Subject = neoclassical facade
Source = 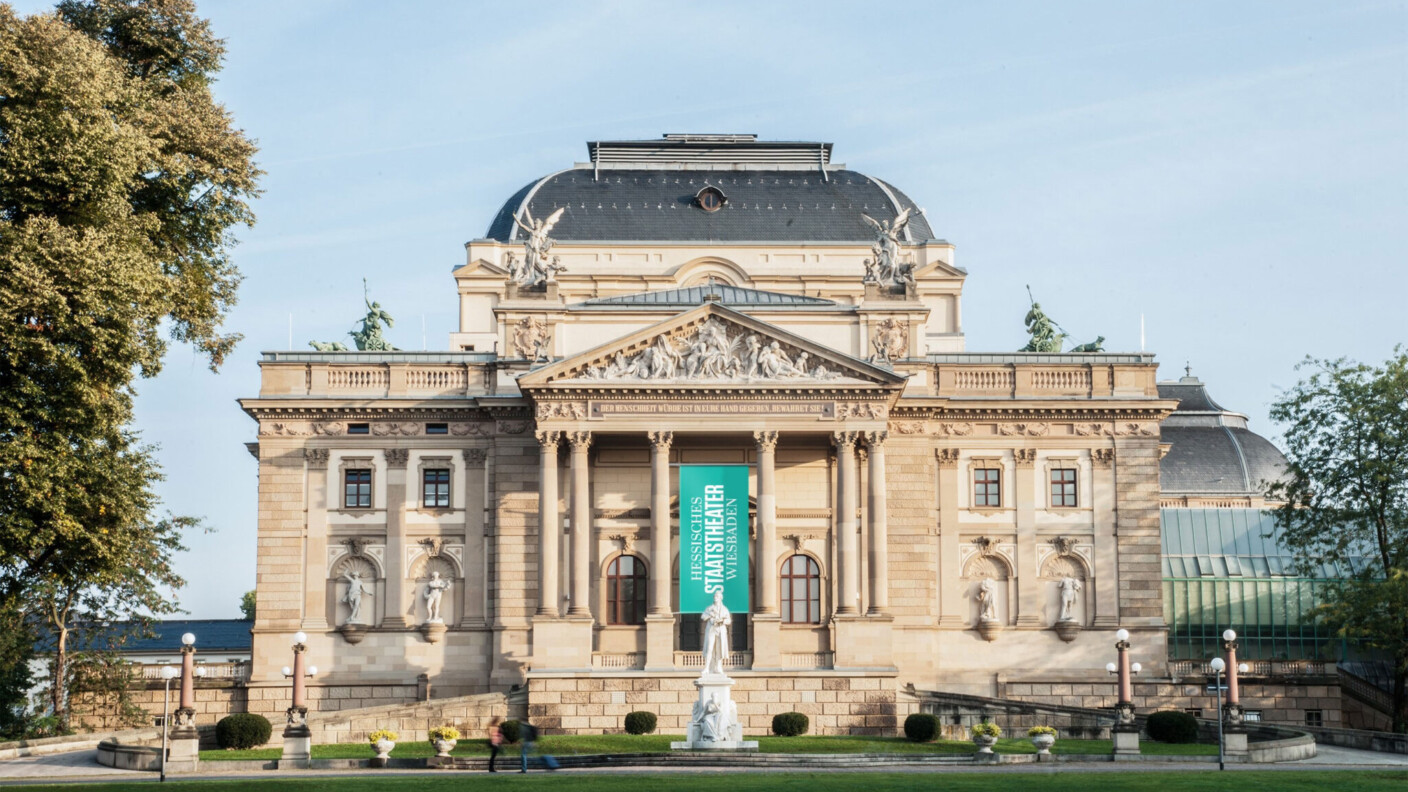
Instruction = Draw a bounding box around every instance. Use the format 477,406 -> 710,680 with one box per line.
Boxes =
242,135 -> 1178,733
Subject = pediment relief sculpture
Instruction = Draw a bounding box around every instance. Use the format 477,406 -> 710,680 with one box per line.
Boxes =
566,316 -> 854,384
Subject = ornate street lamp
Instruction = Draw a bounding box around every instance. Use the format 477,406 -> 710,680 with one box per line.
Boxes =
1108,628 -> 1141,755
1214,629 -> 1252,765
281,631 -> 319,764
159,665 -> 177,782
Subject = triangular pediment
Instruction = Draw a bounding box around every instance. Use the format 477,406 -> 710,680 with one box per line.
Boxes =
452,257 -> 509,277
519,303 -> 905,389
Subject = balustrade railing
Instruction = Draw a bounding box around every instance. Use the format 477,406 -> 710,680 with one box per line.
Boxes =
591,652 -> 646,670
137,661 -> 250,682
1169,659 -> 1328,677
674,651 -> 751,669
781,652 -> 834,669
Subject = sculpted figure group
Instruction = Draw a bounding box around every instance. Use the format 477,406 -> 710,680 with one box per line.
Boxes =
582,318 -> 840,382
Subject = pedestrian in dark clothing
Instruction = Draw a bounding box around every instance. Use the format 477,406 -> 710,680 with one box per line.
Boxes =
487,717 -> 503,773
518,722 -> 560,773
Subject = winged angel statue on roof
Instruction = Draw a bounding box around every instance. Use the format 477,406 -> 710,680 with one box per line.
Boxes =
509,207 -> 568,287
861,207 -> 919,289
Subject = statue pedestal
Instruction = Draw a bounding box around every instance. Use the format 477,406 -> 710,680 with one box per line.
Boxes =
167,723 -> 200,773
1111,727 -> 1140,757
670,673 -> 757,752
1223,730 -> 1248,757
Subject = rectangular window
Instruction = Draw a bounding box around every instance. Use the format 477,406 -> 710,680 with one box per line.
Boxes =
422,468 -> 450,508
1049,468 -> 1078,507
347,423 -> 370,435
344,469 -> 371,508
1305,710 -> 1323,727
1184,708 -> 1203,718
974,468 -> 1001,508
1244,710 -> 1263,723
426,423 -> 448,435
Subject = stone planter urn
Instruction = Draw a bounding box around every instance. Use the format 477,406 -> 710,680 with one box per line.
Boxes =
1053,620 -> 1081,643
338,623 -> 368,645
373,738 -> 395,761
432,738 -> 457,758
1030,734 -> 1056,754
972,734 -> 998,754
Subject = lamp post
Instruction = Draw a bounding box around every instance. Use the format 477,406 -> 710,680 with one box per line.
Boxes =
1209,656 -> 1226,770
159,665 -> 177,782
1217,629 -> 1251,762
1107,628 -> 1141,756
281,631 -> 319,766
164,632 -> 207,776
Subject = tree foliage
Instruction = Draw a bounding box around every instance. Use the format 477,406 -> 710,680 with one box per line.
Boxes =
239,589 -> 256,621
1269,349 -> 1408,732
0,0 -> 258,731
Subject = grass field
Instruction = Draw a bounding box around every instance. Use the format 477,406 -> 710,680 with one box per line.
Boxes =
199,734 -> 1218,761
16,771 -> 1408,792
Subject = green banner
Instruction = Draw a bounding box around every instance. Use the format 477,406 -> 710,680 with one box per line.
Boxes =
679,465 -> 750,614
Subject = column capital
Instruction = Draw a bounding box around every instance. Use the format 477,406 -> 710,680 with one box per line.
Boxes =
935,448 -> 960,468
535,429 -> 562,449
462,448 -> 488,467
304,448 -> 330,470
1092,448 -> 1115,467
832,430 -> 861,450
1014,448 -> 1037,468
864,430 -> 888,448
753,430 -> 779,453
568,431 -> 593,453
647,430 -> 673,450
383,448 -> 410,469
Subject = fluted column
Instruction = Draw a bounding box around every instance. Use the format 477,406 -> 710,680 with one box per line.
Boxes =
754,431 -> 779,614
648,431 -> 674,615
536,430 -> 562,617
834,431 -> 861,616
568,432 -> 592,618
866,431 -> 889,615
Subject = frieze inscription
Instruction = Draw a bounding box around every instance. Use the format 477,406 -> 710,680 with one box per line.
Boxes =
590,401 -> 836,418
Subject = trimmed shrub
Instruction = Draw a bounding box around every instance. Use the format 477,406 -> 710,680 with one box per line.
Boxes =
624,711 -> 657,735
771,712 -> 809,737
499,719 -> 522,744
215,713 -> 272,750
903,713 -> 939,742
1146,710 -> 1199,743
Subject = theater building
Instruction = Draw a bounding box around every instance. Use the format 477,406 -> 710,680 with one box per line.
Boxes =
242,134 -> 1190,734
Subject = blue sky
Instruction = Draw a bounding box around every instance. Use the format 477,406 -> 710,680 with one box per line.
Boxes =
16,1 -> 1407,618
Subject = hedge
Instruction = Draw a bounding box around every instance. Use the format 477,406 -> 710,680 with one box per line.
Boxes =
215,713 -> 272,750
1146,710 -> 1199,743
771,712 -> 809,737
499,719 -> 522,744
903,713 -> 940,742
624,711 -> 657,735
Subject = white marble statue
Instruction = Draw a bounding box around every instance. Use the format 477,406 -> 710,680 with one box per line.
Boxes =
1058,576 -> 1083,622
510,207 -> 567,287
341,570 -> 375,625
701,590 -> 732,676
424,571 -> 451,623
861,207 -> 916,287
977,577 -> 998,623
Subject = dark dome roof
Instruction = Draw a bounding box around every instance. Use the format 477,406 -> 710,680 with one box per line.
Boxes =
1158,376 -> 1288,496
484,136 -> 934,244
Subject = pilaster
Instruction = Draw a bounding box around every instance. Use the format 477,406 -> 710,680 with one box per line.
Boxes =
1013,448 -> 1041,628
302,448 -> 330,630
383,447 -> 411,628
935,448 -> 962,627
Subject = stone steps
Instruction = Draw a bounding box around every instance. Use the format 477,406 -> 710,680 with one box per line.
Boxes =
428,751 -> 976,770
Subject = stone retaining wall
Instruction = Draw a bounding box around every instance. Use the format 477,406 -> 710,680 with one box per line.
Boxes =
528,673 -> 899,735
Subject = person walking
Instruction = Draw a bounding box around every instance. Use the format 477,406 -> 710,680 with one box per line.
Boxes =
487,717 -> 503,773
519,721 -> 537,773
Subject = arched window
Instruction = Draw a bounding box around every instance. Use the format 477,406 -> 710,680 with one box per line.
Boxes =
781,555 -> 821,624
606,555 -> 647,625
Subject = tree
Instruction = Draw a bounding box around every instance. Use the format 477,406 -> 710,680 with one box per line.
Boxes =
0,0 -> 258,604
239,589 -> 255,621
1269,349 -> 1408,733
0,0 -> 258,729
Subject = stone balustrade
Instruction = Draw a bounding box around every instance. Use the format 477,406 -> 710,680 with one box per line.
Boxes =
928,353 -> 1160,399
257,351 -> 493,398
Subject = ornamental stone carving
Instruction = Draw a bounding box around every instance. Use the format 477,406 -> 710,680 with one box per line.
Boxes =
304,448 -> 330,469
647,430 -> 673,449
609,533 -> 636,555
535,430 -> 562,448
1014,448 -> 1037,467
939,422 -> 973,437
513,316 -> 551,362
262,421 -> 309,436
836,402 -> 887,420
449,422 -> 486,437
576,317 -> 842,383
998,422 -> 1049,437
1092,448 -> 1115,467
383,448 -> 410,468
312,422 -> 345,436
462,448 -> 488,466
870,318 -> 908,364
935,448 -> 960,467
372,422 -> 421,437
567,431 -> 593,452
497,420 -> 528,435
892,421 -> 925,435
753,431 -> 779,452
536,402 -> 586,421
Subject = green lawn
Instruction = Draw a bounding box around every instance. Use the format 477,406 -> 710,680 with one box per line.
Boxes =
15,772 -> 1408,792
200,734 -> 1218,761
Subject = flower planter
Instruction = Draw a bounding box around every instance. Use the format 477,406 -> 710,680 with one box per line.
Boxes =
1030,733 -> 1055,754
432,738 -> 457,758
972,734 -> 998,754
373,738 -> 395,761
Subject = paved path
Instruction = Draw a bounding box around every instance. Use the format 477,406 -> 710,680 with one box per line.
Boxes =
1,744 -> 1406,785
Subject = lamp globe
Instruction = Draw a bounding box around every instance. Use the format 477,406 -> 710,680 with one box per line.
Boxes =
1209,657 -> 1226,673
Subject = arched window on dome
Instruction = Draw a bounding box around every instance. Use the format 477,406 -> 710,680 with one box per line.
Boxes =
781,555 -> 822,624
606,555 -> 647,625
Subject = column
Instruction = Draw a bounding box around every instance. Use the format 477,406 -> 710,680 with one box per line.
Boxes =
568,432 -> 593,618
302,449 -> 330,629
866,431 -> 889,615
645,431 -> 674,670
535,431 -> 561,617
1013,448 -> 1041,628
754,431 -> 779,614
461,448 -> 488,627
833,432 -> 860,615
383,448 -> 411,627
936,449 -> 962,627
